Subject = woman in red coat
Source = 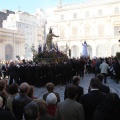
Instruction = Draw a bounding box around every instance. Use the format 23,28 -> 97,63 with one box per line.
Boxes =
46,93 -> 57,117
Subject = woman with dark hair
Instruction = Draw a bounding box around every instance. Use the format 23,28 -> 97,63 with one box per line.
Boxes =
0,80 -> 8,104
33,99 -> 55,120
7,83 -> 18,116
0,94 -> 16,120
94,93 -> 120,120
27,85 -> 37,100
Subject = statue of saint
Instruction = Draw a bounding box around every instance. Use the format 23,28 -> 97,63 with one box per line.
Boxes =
82,41 -> 88,57
46,27 -> 59,51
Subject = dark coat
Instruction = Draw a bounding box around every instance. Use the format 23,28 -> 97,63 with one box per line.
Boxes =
8,65 -> 17,76
0,107 -> 17,120
13,93 -> 32,120
88,83 -> 110,94
80,90 -> 107,120
94,98 -> 120,120
99,83 -> 110,94
64,84 -> 84,102
39,113 -> 55,120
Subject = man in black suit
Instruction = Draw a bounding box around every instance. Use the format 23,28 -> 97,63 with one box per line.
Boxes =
64,76 -> 84,102
88,74 -> 110,94
97,74 -> 110,94
8,62 -> 19,85
80,77 -> 107,120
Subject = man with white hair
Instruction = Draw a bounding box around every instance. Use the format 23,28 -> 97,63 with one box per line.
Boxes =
99,59 -> 109,83
46,93 -> 57,117
12,82 -> 32,120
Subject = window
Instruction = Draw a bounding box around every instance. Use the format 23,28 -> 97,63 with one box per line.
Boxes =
86,11 -> 89,17
73,13 -> 77,19
98,26 -> 104,37
114,7 -> 119,14
114,26 -> 120,36
18,23 -> 21,27
98,9 -> 102,16
85,26 -> 90,37
60,15 -> 64,20
60,28 -> 64,38
72,27 -> 77,38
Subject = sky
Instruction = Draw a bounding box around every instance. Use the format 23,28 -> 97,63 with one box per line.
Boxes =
0,0 -> 89,13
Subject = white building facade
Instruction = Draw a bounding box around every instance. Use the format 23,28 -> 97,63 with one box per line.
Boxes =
46,0 -> 120,58
3,9 -> 46,59
0,28 -> 25,60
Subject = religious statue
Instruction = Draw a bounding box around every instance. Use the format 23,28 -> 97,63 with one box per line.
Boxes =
82,41 -> 88,57
46,27 -> 59,51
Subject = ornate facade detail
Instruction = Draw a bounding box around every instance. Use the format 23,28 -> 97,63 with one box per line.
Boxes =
46,0 -> 120,58
0,28 -> 25,60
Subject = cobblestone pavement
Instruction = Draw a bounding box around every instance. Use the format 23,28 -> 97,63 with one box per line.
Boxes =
34,74 -> 120,101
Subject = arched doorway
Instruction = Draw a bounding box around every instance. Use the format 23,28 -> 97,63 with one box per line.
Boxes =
71,45 -> 79,58
111,44 -> 120,56
96,44 -> 106,57
5,45 -> 13,60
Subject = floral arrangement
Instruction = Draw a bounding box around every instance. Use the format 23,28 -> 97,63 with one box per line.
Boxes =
33,50 -> 68,63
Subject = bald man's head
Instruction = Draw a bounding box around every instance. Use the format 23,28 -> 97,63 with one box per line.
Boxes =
20,82 -> 29,94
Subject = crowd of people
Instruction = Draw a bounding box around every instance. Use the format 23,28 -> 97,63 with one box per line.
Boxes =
0,57 -> 120,120
0,56 -> 120,86
0,75 -> 120,120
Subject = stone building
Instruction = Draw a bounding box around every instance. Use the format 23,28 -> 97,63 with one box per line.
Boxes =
46,0 -> 120,58
0,9 -> 14,28
0,28 -> 25,60
3,9 -> 46,59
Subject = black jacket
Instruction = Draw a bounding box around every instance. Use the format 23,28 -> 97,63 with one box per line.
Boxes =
80,90 -> 107,120
64,84 -> 84,102
39,113 -> 55,120
88,83 -> 110,94
13,93 -> 32,120
0,107 -> 17,120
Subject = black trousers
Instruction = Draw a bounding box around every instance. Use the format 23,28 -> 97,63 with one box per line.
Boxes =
102,73 -> 107,83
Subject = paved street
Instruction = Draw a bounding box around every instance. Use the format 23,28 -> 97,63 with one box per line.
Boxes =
34,74 -> 120,101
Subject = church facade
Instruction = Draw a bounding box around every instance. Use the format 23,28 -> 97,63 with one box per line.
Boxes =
0,28 -> 25,60
3,9 -> 46,60
46,0 -> 120,58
